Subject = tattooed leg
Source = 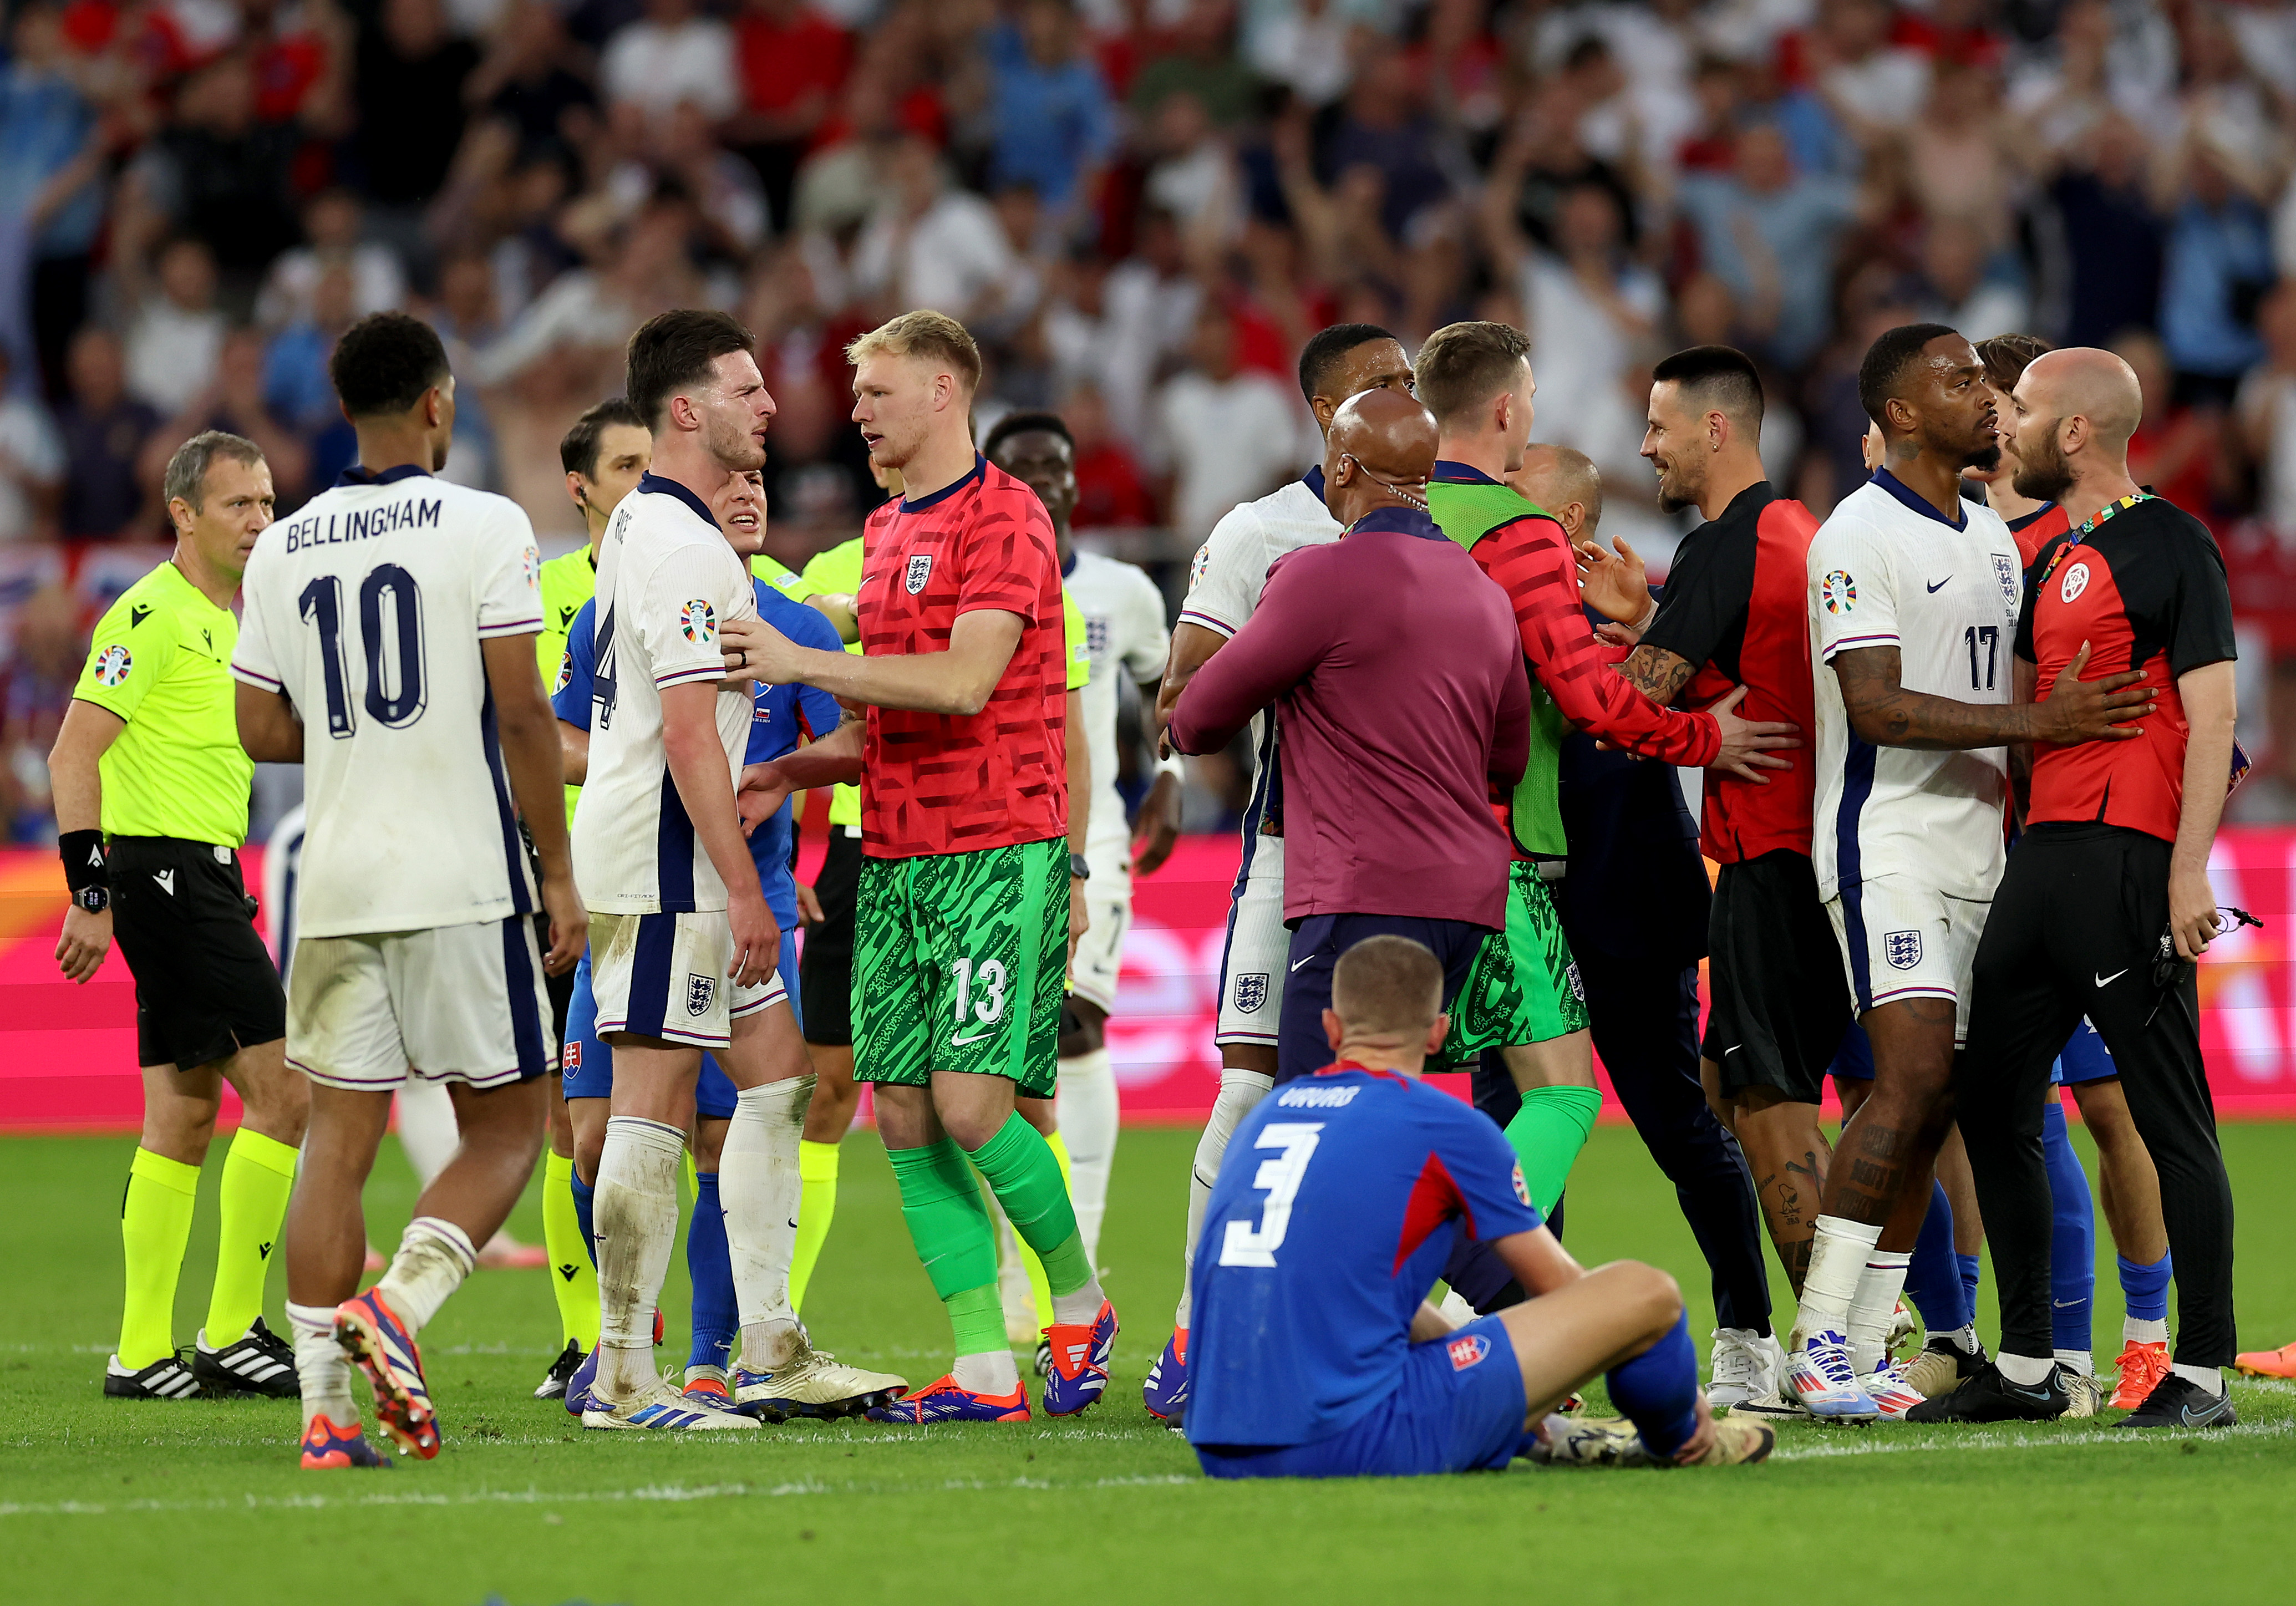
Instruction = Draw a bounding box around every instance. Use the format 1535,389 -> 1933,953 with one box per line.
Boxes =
1735,1085 -> 1832,1294
1824,998 -> 1959,1251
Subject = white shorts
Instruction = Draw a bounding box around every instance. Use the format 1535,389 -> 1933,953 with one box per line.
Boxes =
1825,875 -> 1990,1046
287,916 -> 555,1091
589,909 -> 784,1051
1070,888 -> 1133,1015
1215,831 -> 1288,1047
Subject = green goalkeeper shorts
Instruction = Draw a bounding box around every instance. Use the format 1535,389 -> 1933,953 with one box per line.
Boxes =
852,835 -> 1066,1100
1439,861 -> 1588,1066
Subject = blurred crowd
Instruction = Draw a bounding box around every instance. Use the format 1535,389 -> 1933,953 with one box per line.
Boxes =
10,0 -> 2296,836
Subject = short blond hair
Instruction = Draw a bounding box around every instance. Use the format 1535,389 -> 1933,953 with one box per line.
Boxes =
846,310 -> 983,394
1331,936 -> 1444,1039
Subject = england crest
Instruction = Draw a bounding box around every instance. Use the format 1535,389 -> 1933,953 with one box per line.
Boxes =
905,553 -> 933,594
1233,973 -> 1269,1014
1994,551 -> 2019,612
687,973 -> 717,1017
1884,929 -> 1922,970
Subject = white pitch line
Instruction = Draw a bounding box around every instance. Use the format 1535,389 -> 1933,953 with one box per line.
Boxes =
1769,1418 -> 2292,1460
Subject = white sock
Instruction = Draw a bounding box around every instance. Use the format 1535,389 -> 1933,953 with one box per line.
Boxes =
1174,1069 -> 1271,1329
374,1217 -> 476,1334
1938,1323 -> 1982,1356
1998,1351 -> 2055,1386
721,1076 -> 810,1343
2171,1361 -> 2226,1397
2053,1348 -> 2093,1378
287,1300 -> 360,1433
1055,1048 -> 1119,1266
953,1347 -> 1021,1395
2125,1316 -> 2169,1345
1790,1215 -> 1882,1347
392,1080 -> 460,1188
592,1115 -> 685,1396
1847,1248 -> 1912,1374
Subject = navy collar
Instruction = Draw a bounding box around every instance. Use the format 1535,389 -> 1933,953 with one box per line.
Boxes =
903,453 -> 987,514
1431,459 -> 1501,485
333,463 -> 433,488
1870,467 -> 1966,531
637,471 -> 719,528
1348,505 -> 1445,541
2005,500 -> 2060,533
1302,464 -> 1326,504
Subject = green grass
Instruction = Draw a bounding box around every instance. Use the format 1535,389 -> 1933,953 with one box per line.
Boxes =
4,1122 -> 2294,1606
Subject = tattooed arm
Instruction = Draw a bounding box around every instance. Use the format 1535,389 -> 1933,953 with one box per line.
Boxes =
1617,642 -> 1698,707
1831,643 -> 2152,750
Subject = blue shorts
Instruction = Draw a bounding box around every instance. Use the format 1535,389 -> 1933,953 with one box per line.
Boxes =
1195,1315 -> 1526,1480
561,929 -> 801,1120
1277,913 -> 1490,1086
1829,1021 -> 1873,1081
1831,1020 -> 2116,1086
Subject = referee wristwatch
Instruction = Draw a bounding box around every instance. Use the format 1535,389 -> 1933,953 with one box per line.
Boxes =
1069,852 -> 1091,881
74,885 -> 109,914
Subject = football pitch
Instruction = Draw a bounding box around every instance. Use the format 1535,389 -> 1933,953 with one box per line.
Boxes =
4,1123 -> 2293,1606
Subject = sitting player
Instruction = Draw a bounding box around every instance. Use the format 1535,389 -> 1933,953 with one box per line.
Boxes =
1185,936 -> 1774,1478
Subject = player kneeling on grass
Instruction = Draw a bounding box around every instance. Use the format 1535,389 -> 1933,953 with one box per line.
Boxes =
1186,936 -> 1774,1478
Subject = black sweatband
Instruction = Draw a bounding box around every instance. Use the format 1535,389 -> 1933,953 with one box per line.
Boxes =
62,830 -> 108,893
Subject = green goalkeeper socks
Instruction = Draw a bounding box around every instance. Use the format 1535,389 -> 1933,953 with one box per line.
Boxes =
119,1148 -> 199,1369
1505,1085 -> 1603,1217
967,1114 -> 1096,1314
886,1138 -> 1002,1355
204,1128 -> 297,1348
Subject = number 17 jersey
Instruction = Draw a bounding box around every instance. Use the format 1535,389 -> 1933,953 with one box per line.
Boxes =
232,466 -> 546,938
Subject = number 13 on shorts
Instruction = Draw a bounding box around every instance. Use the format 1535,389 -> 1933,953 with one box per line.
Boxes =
949,955 -> 1008,1041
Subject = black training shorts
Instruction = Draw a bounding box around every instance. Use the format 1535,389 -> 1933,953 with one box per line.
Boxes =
108,836 -> 287,1071
799,826 -> 863,1047
1702,848 -> 1851,1104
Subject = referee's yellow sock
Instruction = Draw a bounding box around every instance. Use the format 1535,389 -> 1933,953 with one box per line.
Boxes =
542,1151 -> 599,1350
788,1139 -> 841,1315
204,1129 -> 297,1348
119,1148 -> 199,1369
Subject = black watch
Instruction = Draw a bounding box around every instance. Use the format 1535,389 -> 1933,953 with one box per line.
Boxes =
74,885 -> 109,914
1069,852 -> 1091,881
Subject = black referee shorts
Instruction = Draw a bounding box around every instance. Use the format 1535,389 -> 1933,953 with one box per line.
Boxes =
799,826 -> 863,1047
108,836 -> 286,1071
1703,848 -> 1852,1104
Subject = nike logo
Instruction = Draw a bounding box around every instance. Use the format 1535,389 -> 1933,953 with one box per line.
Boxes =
2000,1378 -> 2055,1401
1290,956 -> 1314,972
1722,1044 -> 1744,1056
951,1030 -> 995,1047
129,605 -> 150,627
2182,1401 -> 2230,1426
2095,969 -> 2128,988
2053,1299 -> 2080,1308
1926,577 -> 1953,593
154,870 -> 175,896
788,1218 -> 801,1230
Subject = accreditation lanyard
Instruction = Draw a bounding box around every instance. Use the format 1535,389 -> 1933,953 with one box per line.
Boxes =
2037,492 -> 2151,588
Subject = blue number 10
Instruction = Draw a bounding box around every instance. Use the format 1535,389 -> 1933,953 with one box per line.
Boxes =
298,564 -> 427,739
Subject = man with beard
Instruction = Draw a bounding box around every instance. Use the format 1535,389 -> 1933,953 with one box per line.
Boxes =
1918,349 -> 2242,1429
1785,326 -> 2150,1421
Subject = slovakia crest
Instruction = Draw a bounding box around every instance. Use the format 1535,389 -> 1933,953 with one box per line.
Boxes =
1233,973 -> 1269,1014
2061,562 -> 2091,605
1447,1333 -> 1491,1371
687,973 -> 717,1017
1884,929 -> 1922,971
92,644 -> 132,687
1994,551 -> 2019,612
563,1041 -> 581,1073
905,553 -> 933,594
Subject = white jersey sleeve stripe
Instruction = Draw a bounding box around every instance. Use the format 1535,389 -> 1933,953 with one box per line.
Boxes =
1825,631 -> 1901,655
1177,607 -> 1240,637
478,616 -> 545,638
231,664 -> 284,690
655,664 -> 727,689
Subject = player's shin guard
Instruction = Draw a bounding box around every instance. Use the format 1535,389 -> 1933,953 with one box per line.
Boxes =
687,1172 -> 737,1372
287,1300 -> 361,1434
542,1151 -> 599,1348
592,1116 -> 686,1396
374,1217 -> 477,1334
720,1078 -> 809,1359
887,1138 -> 1010,1386
119,1148 -> 200,1369
787,1139 -> 841,1314
1904,1180 -> 1972,1334
1175,1069 -> 1272,1328
1503,1084 -> 1602,1217
2043,1101 -> 2095,1363
968,1114 -> 1101,1323
1607,1313 -> 1700,1460
1055,1049 -> 1119,1264
205,1128 -> 297,1349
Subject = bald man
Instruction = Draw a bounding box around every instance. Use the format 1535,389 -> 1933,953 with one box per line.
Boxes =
1169,388 -> 1532,1089
1924,348 -> 2243,1429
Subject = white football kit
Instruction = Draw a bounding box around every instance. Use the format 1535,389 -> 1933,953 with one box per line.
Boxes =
1066,548 -> 1171,1012
1177,471 -> 1338,1046
572,474 -> 779,1049
1809,473 -> 2023,1039
232,466 -> 554,1089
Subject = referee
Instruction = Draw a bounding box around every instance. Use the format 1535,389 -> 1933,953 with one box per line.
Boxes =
50,431 -> 304,1403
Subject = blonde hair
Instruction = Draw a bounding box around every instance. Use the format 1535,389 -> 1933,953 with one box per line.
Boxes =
846,310 -> 983,394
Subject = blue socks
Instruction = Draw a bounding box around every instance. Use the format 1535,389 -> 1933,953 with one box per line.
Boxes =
1904,1179 -> 1971,1333
2119,1249 -> 2172,1323
2041,1101 -> 2095,1353
571,1169 -> 598,1270
1608,1313 -> 1700,1460
687,1171 -> 738,1373
1957,1252 -> 1981,1315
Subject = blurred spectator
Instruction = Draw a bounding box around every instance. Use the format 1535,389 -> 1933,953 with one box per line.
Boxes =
0,345 -> 64,542
54,328 -> 160,540
353,0 -> 482,216
2041,113 -> 2166,350
2115,327 -> 2221,519
602,0 -> 739,124
467,0 -> 601,161
254,189 -> 409,330
124,51 -> 305,279
1064,381 -> 1155,527
851,135 -> 1027,325
1243,0 -> 1358,110
1911,215 -> 2028,343
2238,282 -> 2296,534
989,0 -> 1119,222
264,262 -> 360,436
1678,123 -> 1866,371
426,248 -> 506,491
2,2 -> 105,398
1804,0 -> 1932,145
1156,300 -> 1304,542
1130,0 -> 1256,128
728,0 -> 854,232
140,327 -> 312,512
1,583 -> 79,841
2159,135 -> 2275,405
123,237 -> 228,416
1323,53 -> 1449,245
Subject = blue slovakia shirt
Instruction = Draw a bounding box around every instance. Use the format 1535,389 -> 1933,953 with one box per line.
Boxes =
1185,1065 -> 1541,1450
553,583 -> 844,924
